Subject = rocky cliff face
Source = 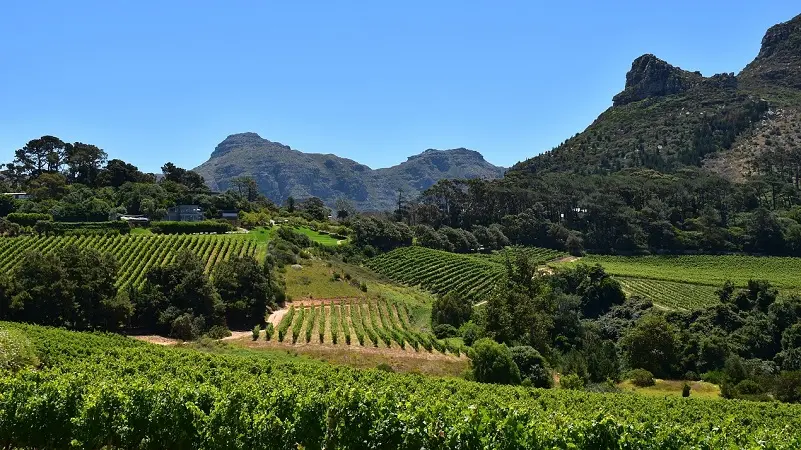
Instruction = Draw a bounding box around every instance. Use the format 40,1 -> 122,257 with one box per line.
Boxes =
612,54 -> 703,106
740,13 -> 801,90
193,133 -> 505,211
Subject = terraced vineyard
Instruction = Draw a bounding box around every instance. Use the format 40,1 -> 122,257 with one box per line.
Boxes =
273,298 -> 461,355
474,245 -> 566,265
618,278 -> 720,310
0,234 -> 258,289
367,246 -> 506,304
577,254 -> 801,289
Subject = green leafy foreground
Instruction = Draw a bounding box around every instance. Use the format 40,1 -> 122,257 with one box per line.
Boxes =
3,323 -> 801,449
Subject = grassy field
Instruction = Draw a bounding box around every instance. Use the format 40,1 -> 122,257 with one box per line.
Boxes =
285,259 -> 367,299
617,379 -> 722,400
296,227 -> 343,246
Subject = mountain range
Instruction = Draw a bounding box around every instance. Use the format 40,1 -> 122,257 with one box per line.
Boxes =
196,13 -> 801,210
193,133 -> 504,211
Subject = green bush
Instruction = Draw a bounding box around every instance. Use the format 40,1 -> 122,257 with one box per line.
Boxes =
459,321 -> 482,346
682,383 -> 691,397
560,373 -> 585,390
252,325 -> 261,341
265,323 -> 274,341
433,324 -> 458,339
7,212 -> 52,227
470,338 -> 521,385
511,346 -> 553,388
0,328 -> 39,372
626,369 -> 656,387
151,220 -> 233,234
206,325 -> 231,339
34,220 -> 131,236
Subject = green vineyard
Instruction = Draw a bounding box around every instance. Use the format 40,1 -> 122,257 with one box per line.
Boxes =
618,277 -> 720,310
367,246 -> 507,304
0,234 -> 258,289
273,298 -> 460,354
4,322 -> 801,448
474,245 -> 566,265
576,254 -> 801,290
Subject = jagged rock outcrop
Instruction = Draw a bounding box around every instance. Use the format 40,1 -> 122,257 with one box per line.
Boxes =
740,14 -> 801,89
612,54 -> 703,106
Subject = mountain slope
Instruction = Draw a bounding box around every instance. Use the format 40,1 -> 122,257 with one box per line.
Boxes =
510,13 -> 801,181
194,133 -> 504,211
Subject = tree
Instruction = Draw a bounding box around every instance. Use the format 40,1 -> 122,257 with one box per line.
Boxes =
13,135 -> 67,180
510,346 -> 552,388
65,142 -> 108,185
0,195 -> 16,217
431,291 -> 472,328
285,196 -> 296,213
136,250 -> 224,337
620,314 -> 677,378
97,159 -> 151,187
231,176 -> 259,202
334,197 -> 355,220
28,172 -> 68,201
299,197 -> 329,221
471,338 -> 521,385
213,256 -> 277,329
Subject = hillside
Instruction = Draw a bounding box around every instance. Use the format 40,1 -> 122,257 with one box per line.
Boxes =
193,132 -> 504,211
510,13 -> 801,182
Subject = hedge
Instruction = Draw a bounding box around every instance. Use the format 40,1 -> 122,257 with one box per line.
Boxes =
150,220 -> 233,234
6,213 -> 53,227
34,221 -> 131,236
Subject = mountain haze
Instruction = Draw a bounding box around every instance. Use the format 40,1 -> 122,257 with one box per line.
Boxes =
194,133 -> 504,211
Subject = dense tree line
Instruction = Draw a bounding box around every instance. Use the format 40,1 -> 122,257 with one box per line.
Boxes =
0,246 -> 285,339
391,169 -> 801,256
0,135 -> 277,224
433,252 -> 801,402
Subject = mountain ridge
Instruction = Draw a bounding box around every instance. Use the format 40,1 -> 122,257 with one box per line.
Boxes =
194,133 -> 504,211
509,13 -> 801,179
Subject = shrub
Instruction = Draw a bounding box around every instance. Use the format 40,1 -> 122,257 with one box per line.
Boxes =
459,321 -> 482,346
6,212 -> 52,227
265,323 -> 274,341
151,220 -> 233,234
511,346 -> 553,388
171,314 -> 203,341
734,379 -> 762,396
207,325 -> 232,339
0,328 -> 39,372
252,325 -> 261,341
359,282 -> 367,292
775,371 -> 801,403
682,383 -> 691,397
470,338 -> 521,385
560,373 -> 585,390
376,363 -> 394,373
433,324 -> 458,339
626,369 -> 656,387
431,292 -> 471,328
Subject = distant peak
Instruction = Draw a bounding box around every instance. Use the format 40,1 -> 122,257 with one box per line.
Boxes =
408,147 -> 485,162
612,54 -> 703,106
211,132 -> 290,158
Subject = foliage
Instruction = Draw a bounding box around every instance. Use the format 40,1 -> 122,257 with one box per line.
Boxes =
206,325 -> 231,339
213,256 -> 279,329
150,220 -> 233,234
6,212 -> 52,227
510,346 -> 552,388
626,369 -> 656,387
431,292 -> 472,328
0,327 -> 39,372
470,338 -> 521,385
620,314 -> 677,378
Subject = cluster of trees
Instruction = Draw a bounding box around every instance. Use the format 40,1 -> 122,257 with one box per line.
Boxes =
431,252 -> 801,402
390,169 -> 801,256
0,135 -> 276,224
0,246 -> 285,340
413,223 -> 509,253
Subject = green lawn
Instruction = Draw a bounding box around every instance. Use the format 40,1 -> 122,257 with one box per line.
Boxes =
296,227 -> 343,246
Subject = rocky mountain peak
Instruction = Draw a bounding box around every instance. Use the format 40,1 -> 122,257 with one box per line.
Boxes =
740,14 -> 801,89
210,132 -> 290,158
612,54 -> 703,106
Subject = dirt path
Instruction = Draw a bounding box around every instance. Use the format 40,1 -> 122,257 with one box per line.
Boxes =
549,255 -> 580,264
222,331 -> 253,341
267,307 -> 288,327
131,335 -> 179,346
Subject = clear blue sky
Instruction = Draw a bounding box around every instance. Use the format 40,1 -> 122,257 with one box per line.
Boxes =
2,1 -> 799,173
